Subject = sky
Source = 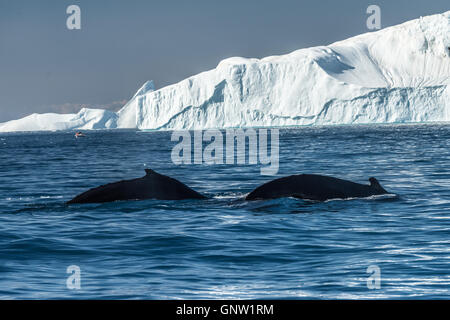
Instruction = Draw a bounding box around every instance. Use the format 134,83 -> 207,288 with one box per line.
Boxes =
0,0 -> 448,122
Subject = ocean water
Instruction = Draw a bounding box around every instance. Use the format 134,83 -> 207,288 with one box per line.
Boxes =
0,124 -> 449,299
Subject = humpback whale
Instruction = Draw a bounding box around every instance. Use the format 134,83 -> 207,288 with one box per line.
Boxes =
245,174 -> 389,201
67,169 -> 206,204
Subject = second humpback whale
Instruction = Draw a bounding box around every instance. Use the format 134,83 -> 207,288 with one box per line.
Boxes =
245,174 -> 389,201
67,169 -> 206,204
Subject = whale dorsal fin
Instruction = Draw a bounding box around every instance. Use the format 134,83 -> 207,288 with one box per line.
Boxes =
369,177 -> 387,193
145,168 -> 156,176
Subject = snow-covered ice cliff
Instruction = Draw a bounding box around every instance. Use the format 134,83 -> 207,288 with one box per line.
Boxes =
1,11 -> 449,132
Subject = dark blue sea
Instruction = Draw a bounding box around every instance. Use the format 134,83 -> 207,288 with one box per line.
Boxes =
1,124 -> 449,299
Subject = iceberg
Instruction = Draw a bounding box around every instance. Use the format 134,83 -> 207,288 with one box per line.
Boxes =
1,11 -> 449,132
0,108 -> 118,132
0,81 -> 155,133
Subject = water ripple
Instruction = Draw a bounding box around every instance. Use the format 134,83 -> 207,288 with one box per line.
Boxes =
0,125 -> 450,299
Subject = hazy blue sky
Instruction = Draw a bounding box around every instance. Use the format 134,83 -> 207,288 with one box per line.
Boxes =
0,0 -> 448,122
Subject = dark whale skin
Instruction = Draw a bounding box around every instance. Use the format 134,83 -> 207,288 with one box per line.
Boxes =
245,174 -> 388,201
67,169 -> 206,204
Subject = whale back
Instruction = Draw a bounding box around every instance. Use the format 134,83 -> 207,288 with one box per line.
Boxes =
141,169 -> 207,200
67,169 -> 206,204
245,174 -> 389,201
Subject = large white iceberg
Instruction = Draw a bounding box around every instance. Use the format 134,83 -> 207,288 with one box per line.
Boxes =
0,108 -> 118,132
1,11 -> 449,132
